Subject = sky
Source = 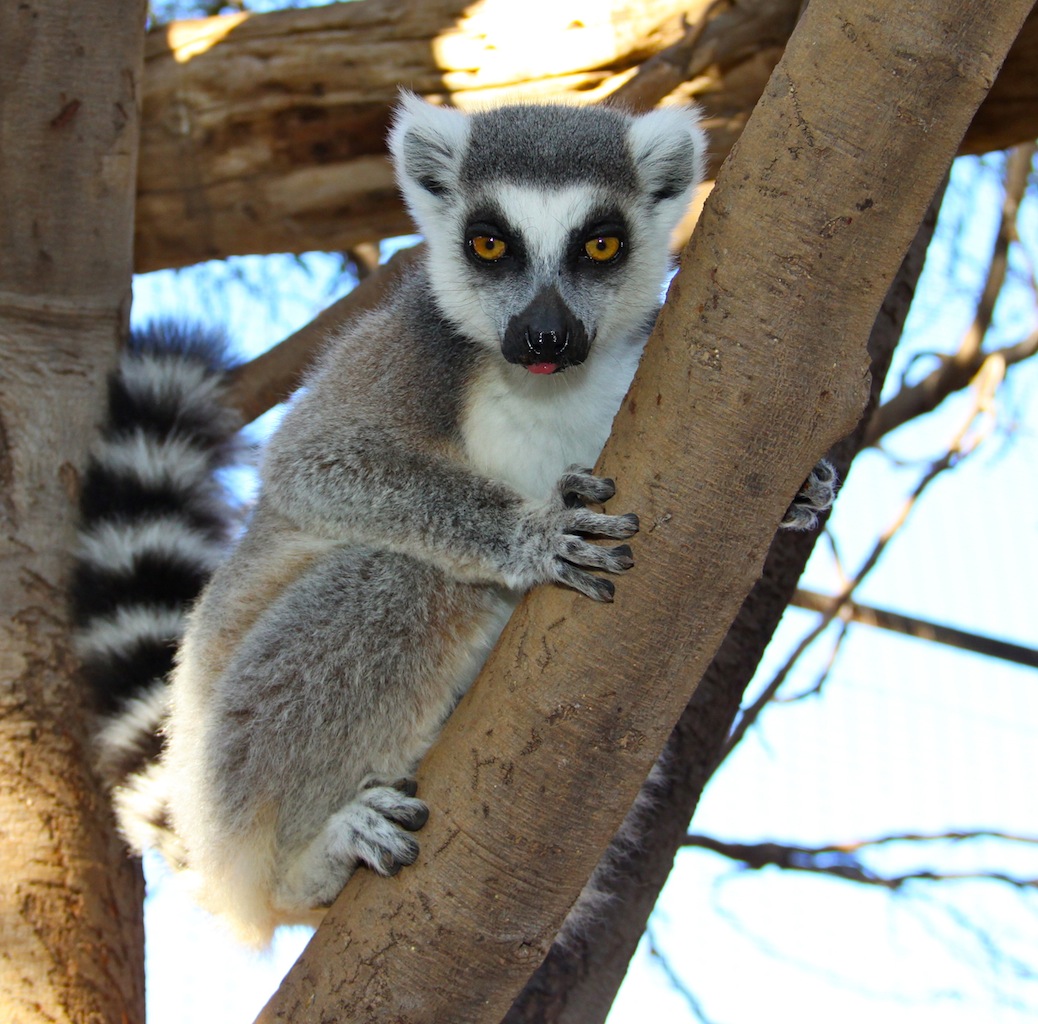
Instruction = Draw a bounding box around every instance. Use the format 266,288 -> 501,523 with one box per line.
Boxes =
131,153 -> 1038,1023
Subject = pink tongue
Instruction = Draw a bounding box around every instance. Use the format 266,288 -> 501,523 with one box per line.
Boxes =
527,362 -> 558,375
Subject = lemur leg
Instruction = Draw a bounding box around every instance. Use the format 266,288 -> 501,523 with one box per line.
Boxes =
186,548 -> 505,922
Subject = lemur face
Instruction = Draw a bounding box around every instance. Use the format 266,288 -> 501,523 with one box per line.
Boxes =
389,94 -> 706,374
451,183 -> 632,373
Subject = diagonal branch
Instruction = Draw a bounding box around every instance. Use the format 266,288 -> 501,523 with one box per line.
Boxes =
791,588 -> 1038,669
135,3 -> 1038,271
501,181 -> 947,1024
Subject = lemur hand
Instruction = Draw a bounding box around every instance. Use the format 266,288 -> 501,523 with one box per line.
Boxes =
507,467 -> 639,601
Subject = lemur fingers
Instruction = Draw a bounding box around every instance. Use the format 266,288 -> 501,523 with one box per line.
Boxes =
781,458 -> 839,531
565,507 -> 640,539
554,561 -> 619,602
558,467 -> 616,507
515,469 -> 641,602
553,541 -> 635,603
361,780 -> 430,834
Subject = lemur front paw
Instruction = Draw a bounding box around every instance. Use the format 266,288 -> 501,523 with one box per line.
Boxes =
514,467 -> 639,602
780,459 -> 838,531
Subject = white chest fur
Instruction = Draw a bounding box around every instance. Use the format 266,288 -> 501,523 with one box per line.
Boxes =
460,338 -> 644,501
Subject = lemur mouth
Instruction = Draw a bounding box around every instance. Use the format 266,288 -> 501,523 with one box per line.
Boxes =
522,328 -> 568,375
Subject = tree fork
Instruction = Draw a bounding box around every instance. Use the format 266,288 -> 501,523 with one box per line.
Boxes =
257,1 -> 1032,1022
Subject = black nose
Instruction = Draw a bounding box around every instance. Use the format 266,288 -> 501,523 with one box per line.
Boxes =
525,328 -> 569,362
502,286 -> 590,370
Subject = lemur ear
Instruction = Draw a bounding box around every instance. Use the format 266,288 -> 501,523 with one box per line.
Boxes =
389,92 -> 470,207
627,105 -> 707,207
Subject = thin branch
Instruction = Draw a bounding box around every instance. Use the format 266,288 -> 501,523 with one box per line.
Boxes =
791,588 -> 1038,669
836,829 -> 1038,848
684,832 -> 1038,890
773,617 -> 850,702
719,352 -> 1007,764
865,142 -> 1037,445
645,925 -> 719,1024
999,327 -> 1038,366
719,457 -> 944,759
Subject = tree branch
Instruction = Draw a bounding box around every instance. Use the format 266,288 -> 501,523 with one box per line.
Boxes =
684,832 -> 1038,890
864,142 -> 1036,446
256,2 -> 1034,1021
791,588 -> 1038,669
134,1 -> 1038,272
501,156 -> 947,1024
0,2 -> 148,1022
722,349 -> 1009,758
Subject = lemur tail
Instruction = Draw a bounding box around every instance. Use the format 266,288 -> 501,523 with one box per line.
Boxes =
72,324 -> 241,805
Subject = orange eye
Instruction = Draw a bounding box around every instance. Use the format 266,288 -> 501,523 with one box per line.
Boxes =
470,235 -> 508,261
585,235 -> 622,262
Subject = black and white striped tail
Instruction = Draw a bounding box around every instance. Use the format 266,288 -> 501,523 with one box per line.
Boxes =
72,323 -> 240,845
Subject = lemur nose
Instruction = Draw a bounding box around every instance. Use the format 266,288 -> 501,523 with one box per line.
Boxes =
525,329 -> 570,360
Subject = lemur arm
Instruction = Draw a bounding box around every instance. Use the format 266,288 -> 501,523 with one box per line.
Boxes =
262,423 -> 637,602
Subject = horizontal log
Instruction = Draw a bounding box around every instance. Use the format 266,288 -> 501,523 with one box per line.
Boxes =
135,0 -> 1038,272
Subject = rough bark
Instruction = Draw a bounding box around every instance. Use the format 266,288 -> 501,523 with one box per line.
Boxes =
136,0 -> 703,270
502,184 -> 945,1024
135,0 -> 1038,272
0,2 -> 147,1023
256,2 -> 1030,1022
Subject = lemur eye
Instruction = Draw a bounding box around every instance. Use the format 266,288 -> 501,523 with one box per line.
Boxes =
584,235 -> 623,263
470,235 -> 508,261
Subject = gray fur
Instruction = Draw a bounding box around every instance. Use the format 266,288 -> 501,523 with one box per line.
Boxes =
461,105 -> 641,193
152,97 -> 709,943
85,95 -> 838,946
85,96 -> 837,946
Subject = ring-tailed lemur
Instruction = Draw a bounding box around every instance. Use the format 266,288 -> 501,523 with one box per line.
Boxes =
74,95 -> 835,944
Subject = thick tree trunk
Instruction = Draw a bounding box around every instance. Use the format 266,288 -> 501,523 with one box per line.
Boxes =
256,2 -> 1031,1022
502,185 -> 945,1024
135,0 -> 1038,272
0,3 -> 147,1023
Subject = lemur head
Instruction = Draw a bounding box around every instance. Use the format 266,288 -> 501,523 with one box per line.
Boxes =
389,94 -> 706,374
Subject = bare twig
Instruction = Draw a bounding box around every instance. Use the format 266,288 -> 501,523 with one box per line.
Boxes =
718,457 -> 944,759
790,588 -> 1038,669
718,352 -> 1007,764
773,618 -> 850,702
684,831 -> 1038,890
645,925 -> 719,1024
865,142 -> 1036,445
